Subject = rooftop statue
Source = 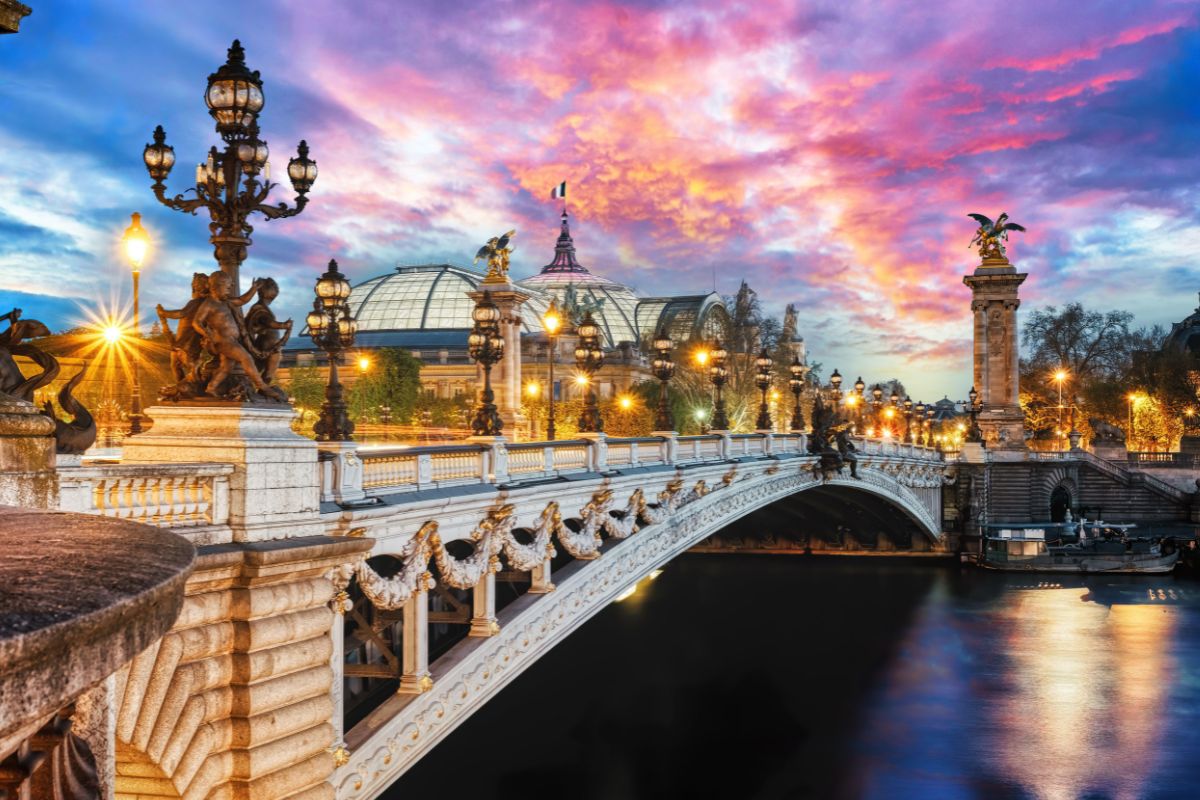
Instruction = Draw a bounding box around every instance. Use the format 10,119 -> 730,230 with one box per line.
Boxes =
474,230 -> 516,283
968,212 -> 1026,260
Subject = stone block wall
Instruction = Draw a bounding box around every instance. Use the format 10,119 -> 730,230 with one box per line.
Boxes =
110,535 -> 371,800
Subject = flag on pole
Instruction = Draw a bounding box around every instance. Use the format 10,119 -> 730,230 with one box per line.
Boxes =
550,181 -> 567,199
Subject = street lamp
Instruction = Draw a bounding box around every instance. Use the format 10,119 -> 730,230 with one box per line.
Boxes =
542,300 -> 562,440
755,349 -> 773,431
379,404 -> 392,442
121,212 -> 150,434
871,384 -> 884,434
143,40 -> 316,288
574,310 -> 604,433
307,259 -> 356,441
967,386 -> 981,442
788,356 -> 805,432
830,369 -> 843,404
903,396 -> 913,443
468,292 -> 505,437
651,329 -> 675,432
914,401 -> 926,445
708,339 -> 729,430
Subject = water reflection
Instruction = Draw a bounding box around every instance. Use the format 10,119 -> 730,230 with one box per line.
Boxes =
391,560 -> 1200,800
853,577 -> 1188,800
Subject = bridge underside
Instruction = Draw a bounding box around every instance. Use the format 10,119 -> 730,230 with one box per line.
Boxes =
697,484 -> 937,553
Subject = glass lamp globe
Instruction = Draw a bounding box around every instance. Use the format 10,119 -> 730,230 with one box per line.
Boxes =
143,126 -> 176,182
287,141 -> 318,194
206,40 -> 264,138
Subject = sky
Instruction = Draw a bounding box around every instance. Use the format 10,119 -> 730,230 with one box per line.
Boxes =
2,0 -> 1199,401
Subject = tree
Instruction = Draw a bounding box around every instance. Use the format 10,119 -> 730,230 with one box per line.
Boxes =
284,364 -> 325,411
346,348 -> 422,423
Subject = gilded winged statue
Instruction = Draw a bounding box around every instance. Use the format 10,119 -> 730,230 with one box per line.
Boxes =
474,230 -> 516,282
968,212 -> 1026,260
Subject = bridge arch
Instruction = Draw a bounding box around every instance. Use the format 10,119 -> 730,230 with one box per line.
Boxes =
337,458 -> 945,798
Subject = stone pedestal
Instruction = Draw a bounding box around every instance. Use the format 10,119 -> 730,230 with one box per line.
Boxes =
468,280 -> 530,440
964,255 -> 1028,449
1093,442 -> 1128,462
122,404 -> 322,542
1180,436 -> 1200,455
318,440 -> 365,505
0,395 -> 56,509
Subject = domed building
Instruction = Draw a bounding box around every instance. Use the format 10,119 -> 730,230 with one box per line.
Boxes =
286,211 -> 731,428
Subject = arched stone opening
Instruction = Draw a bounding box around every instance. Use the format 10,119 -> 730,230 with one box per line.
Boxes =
699,483 -> 935,553
1050,485 -> 1072,523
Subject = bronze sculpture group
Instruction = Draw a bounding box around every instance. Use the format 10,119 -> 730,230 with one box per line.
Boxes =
968,212 -> 1026,260
807,393 -> 859,480
157,270 -> 291,403
0,308 -> 96,454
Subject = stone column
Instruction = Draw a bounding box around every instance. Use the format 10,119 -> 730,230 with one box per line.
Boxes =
963,254 -> 1028,449
398,591 -> 432,694
468,572 -> 499,637
468,281 -> 530,440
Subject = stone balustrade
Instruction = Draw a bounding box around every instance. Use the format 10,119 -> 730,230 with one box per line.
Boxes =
351,433 -> 942,500
57,462 -> 234,546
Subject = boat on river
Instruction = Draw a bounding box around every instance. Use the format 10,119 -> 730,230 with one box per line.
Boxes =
977,520 -> 1180,574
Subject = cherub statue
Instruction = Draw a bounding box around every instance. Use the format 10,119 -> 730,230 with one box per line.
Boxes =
244,277 -> 293,384
968,212 -> 1026,260
191,271 -> 284,401
157,272 -> 211,389
474,230 -> 516,282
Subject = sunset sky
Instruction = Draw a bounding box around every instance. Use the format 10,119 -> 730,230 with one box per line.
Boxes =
2,0 -> 1198,399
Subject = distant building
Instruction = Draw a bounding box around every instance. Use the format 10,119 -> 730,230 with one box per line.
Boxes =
1161,293 -> 1200,355
284,212 -> 731,403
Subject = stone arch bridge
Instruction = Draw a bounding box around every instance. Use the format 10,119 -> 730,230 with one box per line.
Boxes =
46,415 -> 944,800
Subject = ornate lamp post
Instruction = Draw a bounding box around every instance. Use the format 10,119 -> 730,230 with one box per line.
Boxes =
788,356 -> 806,432
754,349 -> 774,430
542,300 -> 562,440
651,329 -> 675,432
903,396 -> 914,442
142,40 -> 317,288
468,293 -> 505,437
574,311 -> 604,433
926,406 -> 935,445
966,386 -> 981,442
306,260 -> 356,441
870,384 -> 884,434
379,404 -> 392,442
914,401 -> 926,444
708,339 -> 730,430
121,212 -> 150,434
854,376 -> 866,428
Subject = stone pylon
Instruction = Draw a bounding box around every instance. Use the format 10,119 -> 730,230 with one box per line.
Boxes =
964,251 -> 1028,449
468,280 -> 530,440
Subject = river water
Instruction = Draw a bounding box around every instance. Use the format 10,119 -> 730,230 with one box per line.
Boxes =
387,555 -> 1200,799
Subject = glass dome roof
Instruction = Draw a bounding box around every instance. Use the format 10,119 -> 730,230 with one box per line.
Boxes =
348,264 -> 552,335
343,213 -> 729,351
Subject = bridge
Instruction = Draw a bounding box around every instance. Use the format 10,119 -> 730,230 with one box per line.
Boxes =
4,406 -> 945,800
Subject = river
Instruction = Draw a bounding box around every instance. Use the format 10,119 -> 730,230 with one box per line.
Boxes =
386,555 -> 1200,799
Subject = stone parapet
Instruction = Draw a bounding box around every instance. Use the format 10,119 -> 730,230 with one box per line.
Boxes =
123,405 -> 322,542
111,535 -> 372,800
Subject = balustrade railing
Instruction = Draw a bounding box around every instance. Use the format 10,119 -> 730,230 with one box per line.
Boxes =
352,433 -> 939,497
57,463 -> 232,532
1127,452 -> 1199,469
